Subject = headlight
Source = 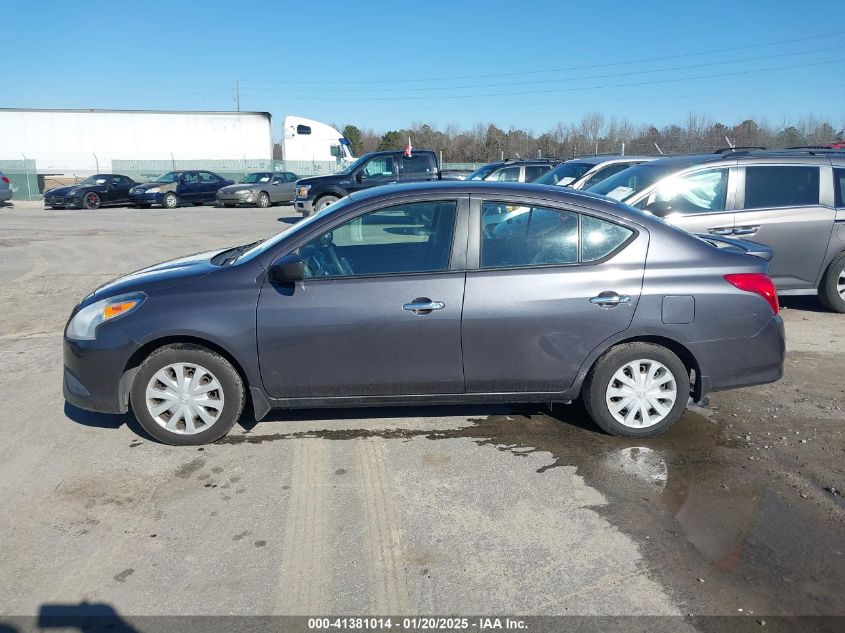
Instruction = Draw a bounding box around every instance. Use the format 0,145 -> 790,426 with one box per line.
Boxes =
66,292 -> 146,341
296,185 -> 311,198
145,187 -> 160,194
237,189 -> 253,195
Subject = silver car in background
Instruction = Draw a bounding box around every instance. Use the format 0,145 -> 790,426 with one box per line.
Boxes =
0,170 -> 12,204
217,171 -> 298,208
587,148 -> 845,312
534,155 -> 657,189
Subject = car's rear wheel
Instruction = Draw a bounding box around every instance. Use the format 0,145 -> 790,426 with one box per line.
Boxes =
130,344 -> 245,445
582,342 -> 688,437
818,253 -> 845,313
82,192 -> 101,210
163,192 -> 180,209
257,192 -> 270,208
314,195 -> 339,213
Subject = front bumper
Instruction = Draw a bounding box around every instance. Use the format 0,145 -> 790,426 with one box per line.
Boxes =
45,194 -> 80,208
217,192 -> 256,205
294,198 -> 315,215
690,315 -> 785,396
63,324 -> 141,415
129,192 -> 165,205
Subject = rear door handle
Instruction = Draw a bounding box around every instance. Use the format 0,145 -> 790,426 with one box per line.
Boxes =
590,292 -> 631,308
708,227 -> 735,236
403,298 -> 445,314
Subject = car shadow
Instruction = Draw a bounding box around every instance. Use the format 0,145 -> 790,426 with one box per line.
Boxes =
63,402 -> 154,441
38,602 -> 139,633
779,295 -> 828,313
277,216 -> 300,224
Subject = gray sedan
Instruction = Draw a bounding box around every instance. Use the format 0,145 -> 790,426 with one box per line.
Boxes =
63,181 -> 785,445
217,171 -> 298,208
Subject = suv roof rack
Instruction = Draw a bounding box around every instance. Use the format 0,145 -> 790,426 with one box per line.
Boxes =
782,145 -> 845,154
501,157 -> 564,163
714,146 -> 767,154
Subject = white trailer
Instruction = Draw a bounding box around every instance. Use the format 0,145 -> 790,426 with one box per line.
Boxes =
0,108 -> 273,175
282,115 -> 353,163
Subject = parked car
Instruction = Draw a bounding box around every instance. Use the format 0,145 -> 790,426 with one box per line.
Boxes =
535,156 -> 657,189
465,158 -> 562,183
441,169 -> 474,180
0,170 -> 11,204
217,172 -> 298,208
129,170 -> 234,208
43,174 -> 138,210
294,149 -> 442,216
586,148 -> 845,312
63,181 -> 784,445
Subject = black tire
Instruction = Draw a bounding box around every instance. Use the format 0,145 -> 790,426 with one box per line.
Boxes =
223,203 -> 236,208
257,192 -> 270,208
818,253 -> 845,313
582,342 -> 689,438
82,192 -> 101,210
163,192 -> 180,209
130,344 -> 245,446
314,195 -> 339,213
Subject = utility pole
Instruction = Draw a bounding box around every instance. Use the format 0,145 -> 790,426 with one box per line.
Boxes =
236,80 -> 240,112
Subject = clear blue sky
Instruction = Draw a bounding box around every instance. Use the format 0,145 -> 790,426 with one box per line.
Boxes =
4,0 -> 844,138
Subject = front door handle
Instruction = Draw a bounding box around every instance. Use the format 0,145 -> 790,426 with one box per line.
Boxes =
590,292 -> 631,308
733,226 -> 760,236
403,297 -> 445,315
708,227 -> 734,236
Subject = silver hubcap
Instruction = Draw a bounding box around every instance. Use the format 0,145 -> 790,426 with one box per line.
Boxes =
145,363 -> 224,435
837,267 -> 845,300
605,359 -> 677,428
258,194 -> 269,207
165,194 -> 176,208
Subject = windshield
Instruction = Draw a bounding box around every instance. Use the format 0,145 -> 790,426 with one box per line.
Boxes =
236,196 -> 356,263
466,164 -> 499,181
78,176 -> 108,186
534,162 -> 593,186
240,173 -> 272,184
586,163 -> 668,201
337,155 -> 370,175
153,172 -> 182,183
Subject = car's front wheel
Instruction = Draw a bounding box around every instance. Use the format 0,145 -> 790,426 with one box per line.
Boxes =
582,342 -> 688,437
818,253 -> 845,313
257,192 -> 271,208
163,192 -> 180,209
130,344 -> 245,445
82,192 -> 101,210
314,195 -> 339,213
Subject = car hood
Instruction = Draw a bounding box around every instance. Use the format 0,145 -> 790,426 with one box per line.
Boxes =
88,249 -> 222,302
130,182 -> 168,191
218,183 -> 261,193
296,174 -> 347,187
45,185 -> 96,196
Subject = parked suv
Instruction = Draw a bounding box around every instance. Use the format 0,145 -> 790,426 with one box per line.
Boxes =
587,148 -> 845,312
535,155 -> 657,190
466,158 -> 562,183
0,170 -> 11,204
294,150 -> 442,216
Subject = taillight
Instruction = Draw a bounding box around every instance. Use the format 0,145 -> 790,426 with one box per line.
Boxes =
1,176 -> 8,184
724,273 -> 779,315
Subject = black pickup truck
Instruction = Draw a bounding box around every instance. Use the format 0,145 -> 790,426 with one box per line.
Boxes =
294,149 -> 441,216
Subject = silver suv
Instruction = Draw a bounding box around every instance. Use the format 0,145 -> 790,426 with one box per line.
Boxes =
535,155 -> 656,190
587,149 -> 845,312
0,170 -> 12,204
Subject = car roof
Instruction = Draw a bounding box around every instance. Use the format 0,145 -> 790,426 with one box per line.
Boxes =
346,180 -> 643,220
568,155 -> 656,166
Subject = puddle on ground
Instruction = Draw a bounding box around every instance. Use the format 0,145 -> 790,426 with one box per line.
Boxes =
217,405 -> 844,615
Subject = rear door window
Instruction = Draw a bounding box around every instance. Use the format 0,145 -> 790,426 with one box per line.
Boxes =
743,166 -> 820,209
490,166 -> 521,182
832,167 -> 845,208
523,165 -> 551,182
401,154 -> 436,175
640,168 -> 729,214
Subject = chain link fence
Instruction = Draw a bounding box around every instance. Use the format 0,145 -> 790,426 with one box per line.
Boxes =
0,159 -> 39,201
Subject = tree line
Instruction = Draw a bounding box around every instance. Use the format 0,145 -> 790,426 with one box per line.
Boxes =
322,113 -> 844,163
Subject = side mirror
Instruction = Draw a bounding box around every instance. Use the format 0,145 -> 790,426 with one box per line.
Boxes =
355,171 -> 365,183
644,200 -> 674,217
270,253 -> 304,283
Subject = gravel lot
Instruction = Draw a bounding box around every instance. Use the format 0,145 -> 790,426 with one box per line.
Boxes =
0,201 -> 842,621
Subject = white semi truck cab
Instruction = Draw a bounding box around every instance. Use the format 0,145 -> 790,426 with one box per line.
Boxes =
282,116 -> 354,163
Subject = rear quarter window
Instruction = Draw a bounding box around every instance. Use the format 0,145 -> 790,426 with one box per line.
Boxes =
834,167 -> 845,208
744,166 -> 820,209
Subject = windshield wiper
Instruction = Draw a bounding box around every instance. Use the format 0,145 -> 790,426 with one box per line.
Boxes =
225,240 -> 264,265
